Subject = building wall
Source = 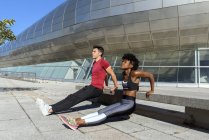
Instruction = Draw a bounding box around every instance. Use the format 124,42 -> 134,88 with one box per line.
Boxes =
1,1 -> 209,67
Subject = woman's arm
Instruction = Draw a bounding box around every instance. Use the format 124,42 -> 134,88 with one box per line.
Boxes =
133,70 -> 155,98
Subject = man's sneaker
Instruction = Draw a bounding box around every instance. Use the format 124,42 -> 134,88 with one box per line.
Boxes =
36,98 -> 44,106
58,115 -> 78,130
36,98 -> 51,116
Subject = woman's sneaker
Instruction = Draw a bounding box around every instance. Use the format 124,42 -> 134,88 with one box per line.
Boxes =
58,115 -> 78,130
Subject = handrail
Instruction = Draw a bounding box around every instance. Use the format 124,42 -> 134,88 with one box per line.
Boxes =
0,71 -> 36,82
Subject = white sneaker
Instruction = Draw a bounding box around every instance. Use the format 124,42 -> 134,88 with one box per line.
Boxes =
36,98 -> 44,106
36,98 -> 52,116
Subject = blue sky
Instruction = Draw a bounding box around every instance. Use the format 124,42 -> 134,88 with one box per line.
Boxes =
0,0 -> 66,36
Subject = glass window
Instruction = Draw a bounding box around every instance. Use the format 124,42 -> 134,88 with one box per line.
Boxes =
111,0 -> 132,7
163,0 -> 179,7
104,56 -> 117,66
112,66 -> 123,81
64,66 -> 79,80
111,3 -> 134,16
81,66 -> 92,80
114,55 -> 125,66
35,67 -> 44,78
179,50 -> 195,66
158,67 -> 178,82
144,52 -> 161,66
76,13 -> 90,23
44,67 -> 54,79
51,67 -> 69,80
163,0 -> 194,7
178,68 -> 195,83
77,0 -> 90,8
135,0 -> 162,12
160,51 -> 179,66
199,49 -> 209,83
92,0 -> 110,11
39,67 -> 49,78
141,67 -> 158,82
200,68 -> 209,83
63,2 -> 76,27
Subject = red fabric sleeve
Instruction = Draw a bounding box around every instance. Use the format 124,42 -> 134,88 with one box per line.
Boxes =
101,59 -> 110,70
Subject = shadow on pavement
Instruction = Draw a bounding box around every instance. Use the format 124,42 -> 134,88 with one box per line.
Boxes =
0,87 -> 39,92
134,104 -> 209,134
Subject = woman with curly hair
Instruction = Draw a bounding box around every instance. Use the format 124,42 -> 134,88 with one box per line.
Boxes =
59,53 -> 155,130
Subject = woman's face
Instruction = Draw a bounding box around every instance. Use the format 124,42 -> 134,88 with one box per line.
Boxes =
121,59 -> 133,70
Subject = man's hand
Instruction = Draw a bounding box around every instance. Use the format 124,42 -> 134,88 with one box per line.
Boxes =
146,90 -> 154,98
110,86 -> 118,94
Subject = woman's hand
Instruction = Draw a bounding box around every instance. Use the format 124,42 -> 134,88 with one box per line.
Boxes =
146,90 -> 154,98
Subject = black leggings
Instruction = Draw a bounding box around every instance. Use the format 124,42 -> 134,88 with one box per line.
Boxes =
51,85 -> 103,113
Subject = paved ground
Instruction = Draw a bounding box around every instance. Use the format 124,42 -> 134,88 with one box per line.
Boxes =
0,77 -> 209,140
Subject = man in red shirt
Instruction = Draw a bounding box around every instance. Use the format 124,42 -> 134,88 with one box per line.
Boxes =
36,45 -> 119,116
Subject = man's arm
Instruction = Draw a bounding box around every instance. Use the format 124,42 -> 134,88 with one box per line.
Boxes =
104,74 -> 108,87
105,66 -> 119,93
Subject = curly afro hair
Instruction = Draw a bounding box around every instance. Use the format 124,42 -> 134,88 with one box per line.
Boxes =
122,53 -> 140,70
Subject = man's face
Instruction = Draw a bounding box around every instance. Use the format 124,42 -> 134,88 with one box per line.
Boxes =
92,48 -> 101,59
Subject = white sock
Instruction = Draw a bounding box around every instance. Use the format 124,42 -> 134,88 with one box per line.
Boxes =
81,112 -> 99,120
84,113 -> 107,125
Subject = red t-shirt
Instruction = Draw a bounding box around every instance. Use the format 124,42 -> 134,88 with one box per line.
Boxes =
91,58 -> 110,89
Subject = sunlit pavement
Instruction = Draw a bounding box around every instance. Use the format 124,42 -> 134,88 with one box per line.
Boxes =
0,77 -> 209,140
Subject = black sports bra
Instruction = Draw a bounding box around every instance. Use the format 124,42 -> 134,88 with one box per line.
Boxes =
122,72 -> 139,91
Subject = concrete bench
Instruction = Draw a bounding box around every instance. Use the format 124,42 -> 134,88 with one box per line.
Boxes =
75,85 -> 209,130
136,91 -> 209,130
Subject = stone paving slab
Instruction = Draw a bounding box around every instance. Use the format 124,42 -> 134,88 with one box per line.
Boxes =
79,124 -> 111,133
42,129 -> 88,140
106,120 -> 149,134
0,111 -> 28,121
174,129 -> 209,140
0,119 -> 35,131
32,118 -> 66,132
131,129 -> 181,140
85,129 -> 137,140
0,130 -> 43,140
129,114 -> 189,134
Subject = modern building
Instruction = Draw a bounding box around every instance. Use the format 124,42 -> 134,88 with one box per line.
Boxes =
0,0 -> 209,87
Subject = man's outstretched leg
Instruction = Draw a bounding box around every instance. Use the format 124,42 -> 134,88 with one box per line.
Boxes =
36,45 -> 119,116
36,85 -> 102,116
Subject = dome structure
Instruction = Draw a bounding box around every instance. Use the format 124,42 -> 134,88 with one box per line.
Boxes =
1,0 -> 209,67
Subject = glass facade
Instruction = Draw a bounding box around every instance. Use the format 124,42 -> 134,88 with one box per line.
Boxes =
1,48 -> 209,87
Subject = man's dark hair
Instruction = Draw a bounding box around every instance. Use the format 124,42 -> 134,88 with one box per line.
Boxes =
93,45 -> 104,57
122,53 -> 140,70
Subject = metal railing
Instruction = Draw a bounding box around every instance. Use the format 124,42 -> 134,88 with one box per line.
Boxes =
0,71 -> 36,82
